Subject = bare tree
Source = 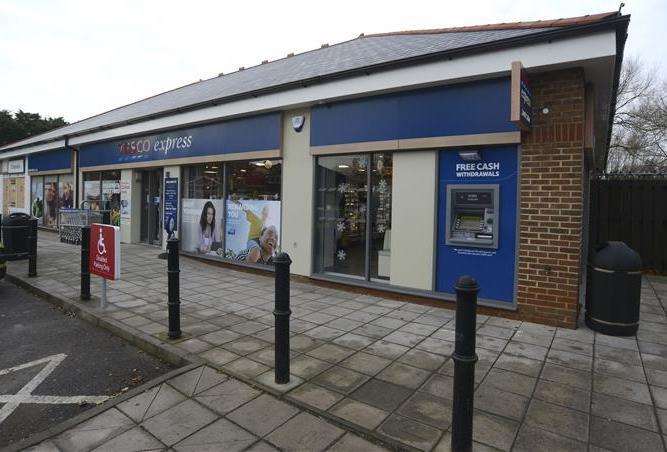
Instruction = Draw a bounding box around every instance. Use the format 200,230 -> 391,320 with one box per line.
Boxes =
607,57 -> 667,173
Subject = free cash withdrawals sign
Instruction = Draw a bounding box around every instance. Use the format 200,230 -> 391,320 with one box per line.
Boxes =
89,223 -> 120,280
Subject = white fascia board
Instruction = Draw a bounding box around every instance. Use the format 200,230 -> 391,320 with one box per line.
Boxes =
12,31 -> 616,154
0,139 -> 67,160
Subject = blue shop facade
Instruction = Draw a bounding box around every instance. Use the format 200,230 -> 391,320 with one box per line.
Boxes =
8,76 -> 526,310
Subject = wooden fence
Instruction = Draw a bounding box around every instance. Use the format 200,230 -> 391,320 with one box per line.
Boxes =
589,174 -> 667,273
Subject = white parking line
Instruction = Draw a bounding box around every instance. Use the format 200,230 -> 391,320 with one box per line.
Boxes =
0,354 -> 110,425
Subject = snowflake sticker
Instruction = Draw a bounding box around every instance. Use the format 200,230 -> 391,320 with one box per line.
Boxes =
359,204 -> 366,214
376,179 -> 388,194
377,223 -> 386,233
337,183 -> 349,194
336,221 -> 346,232
337,249 -> 347,261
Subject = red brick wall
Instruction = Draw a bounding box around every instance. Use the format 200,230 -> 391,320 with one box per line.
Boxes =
517,68 -> 586,328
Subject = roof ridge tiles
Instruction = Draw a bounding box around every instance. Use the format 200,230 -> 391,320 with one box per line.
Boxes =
362,11 -> 619,37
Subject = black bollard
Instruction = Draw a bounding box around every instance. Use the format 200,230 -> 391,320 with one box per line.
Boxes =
274,252 -> 292,384
451,276 -> 479,452
167,238 -> 181,339
28,218 -> 38,277
80,226 -> 91,301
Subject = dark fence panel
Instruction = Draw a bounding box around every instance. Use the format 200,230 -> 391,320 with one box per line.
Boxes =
589,175 -> 667,273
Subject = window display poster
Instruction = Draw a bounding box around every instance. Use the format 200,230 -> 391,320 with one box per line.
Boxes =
119,180 -> 131,219
164,178 -> 178,239
59,176 -> 74,209
31,178 -> 44,223
225,199 -> 280,265
180,198 -> 224,256
43,180 -> 59,228
84,180 -> 101,210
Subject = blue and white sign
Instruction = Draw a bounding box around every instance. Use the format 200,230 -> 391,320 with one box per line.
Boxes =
455,162 -> 501,178
437,146 -> 518,306
79,113 -> 281,168
164,178 -> 178,239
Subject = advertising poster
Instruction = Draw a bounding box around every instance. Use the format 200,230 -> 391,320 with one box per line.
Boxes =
31,178 -> 44,224
43,180 -> 59,228
119,180 -> 131,219
225,199 -> 280,265
180,198 -> 224,256
59,175 -> 75,209
164,178 -> 178,239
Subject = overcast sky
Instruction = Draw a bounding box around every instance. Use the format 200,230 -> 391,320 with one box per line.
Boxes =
0,0 -> 664,122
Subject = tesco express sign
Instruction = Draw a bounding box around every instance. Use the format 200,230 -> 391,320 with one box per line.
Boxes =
119,134 -> 193,157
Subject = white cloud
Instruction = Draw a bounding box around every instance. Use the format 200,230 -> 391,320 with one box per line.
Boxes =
0,0 -> 663,122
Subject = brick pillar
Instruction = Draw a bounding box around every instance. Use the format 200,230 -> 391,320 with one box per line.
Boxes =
517,68 -> 586,328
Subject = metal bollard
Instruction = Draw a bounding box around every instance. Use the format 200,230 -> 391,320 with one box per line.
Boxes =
451,276 -> 479,452
28,218 -> 38,277
80,226 -> 91,301
167,238 -> 181,339
273,252 -> 292,384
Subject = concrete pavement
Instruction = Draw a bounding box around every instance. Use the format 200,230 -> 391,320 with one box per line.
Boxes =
7,231 -> 667,451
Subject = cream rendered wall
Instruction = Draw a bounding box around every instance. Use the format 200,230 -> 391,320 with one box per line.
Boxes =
280,109 -> 313,276
120,170 -> 133,243
389,150 -> 437,290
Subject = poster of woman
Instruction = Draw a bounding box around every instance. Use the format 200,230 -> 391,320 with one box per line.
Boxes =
180,198 -> 224,256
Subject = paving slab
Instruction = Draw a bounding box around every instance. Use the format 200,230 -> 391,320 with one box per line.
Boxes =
226,393 -> 299,437
266,412 -> 344,451
141,399 -> 218,446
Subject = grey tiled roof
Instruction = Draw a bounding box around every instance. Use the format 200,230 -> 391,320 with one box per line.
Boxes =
3,27 -> 551,150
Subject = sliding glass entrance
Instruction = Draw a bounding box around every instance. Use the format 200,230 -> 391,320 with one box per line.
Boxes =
140,169 -> 163,246
314,153 -> 393,282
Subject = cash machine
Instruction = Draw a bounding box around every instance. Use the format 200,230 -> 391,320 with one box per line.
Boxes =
445,184 -> 499,249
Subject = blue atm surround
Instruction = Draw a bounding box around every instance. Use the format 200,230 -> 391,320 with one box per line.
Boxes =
436,146 -> 518,306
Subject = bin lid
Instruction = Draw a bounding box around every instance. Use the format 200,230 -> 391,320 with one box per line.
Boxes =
2,212 -> 31,227
592,241 -> 642,271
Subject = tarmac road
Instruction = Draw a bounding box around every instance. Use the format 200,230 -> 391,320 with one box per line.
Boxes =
0,280 -> 174,448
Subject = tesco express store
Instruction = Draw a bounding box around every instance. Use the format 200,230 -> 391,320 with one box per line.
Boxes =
0,12 -> 629,327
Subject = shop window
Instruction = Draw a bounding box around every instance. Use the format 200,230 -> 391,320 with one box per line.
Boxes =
43,176 -> 59,228
83,171 -> 121,225
314,153 -> 393,282
225,160 -> 281,264
31,176 -> 44,224
314,155 -> 368,278
59,175 -> 75,210
181,164 -> 224,256
179,160 -> 281,267
183,163 -> 223,199
370,153 -> 392,281
83,172 -> 101,210
3,176 -> 26,216
29,173 -> 76,229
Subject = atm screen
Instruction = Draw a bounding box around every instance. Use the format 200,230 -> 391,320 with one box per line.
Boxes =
454,213 -> 484,231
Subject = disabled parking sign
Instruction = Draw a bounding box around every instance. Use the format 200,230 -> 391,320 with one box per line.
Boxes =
89,223 -> 120,280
